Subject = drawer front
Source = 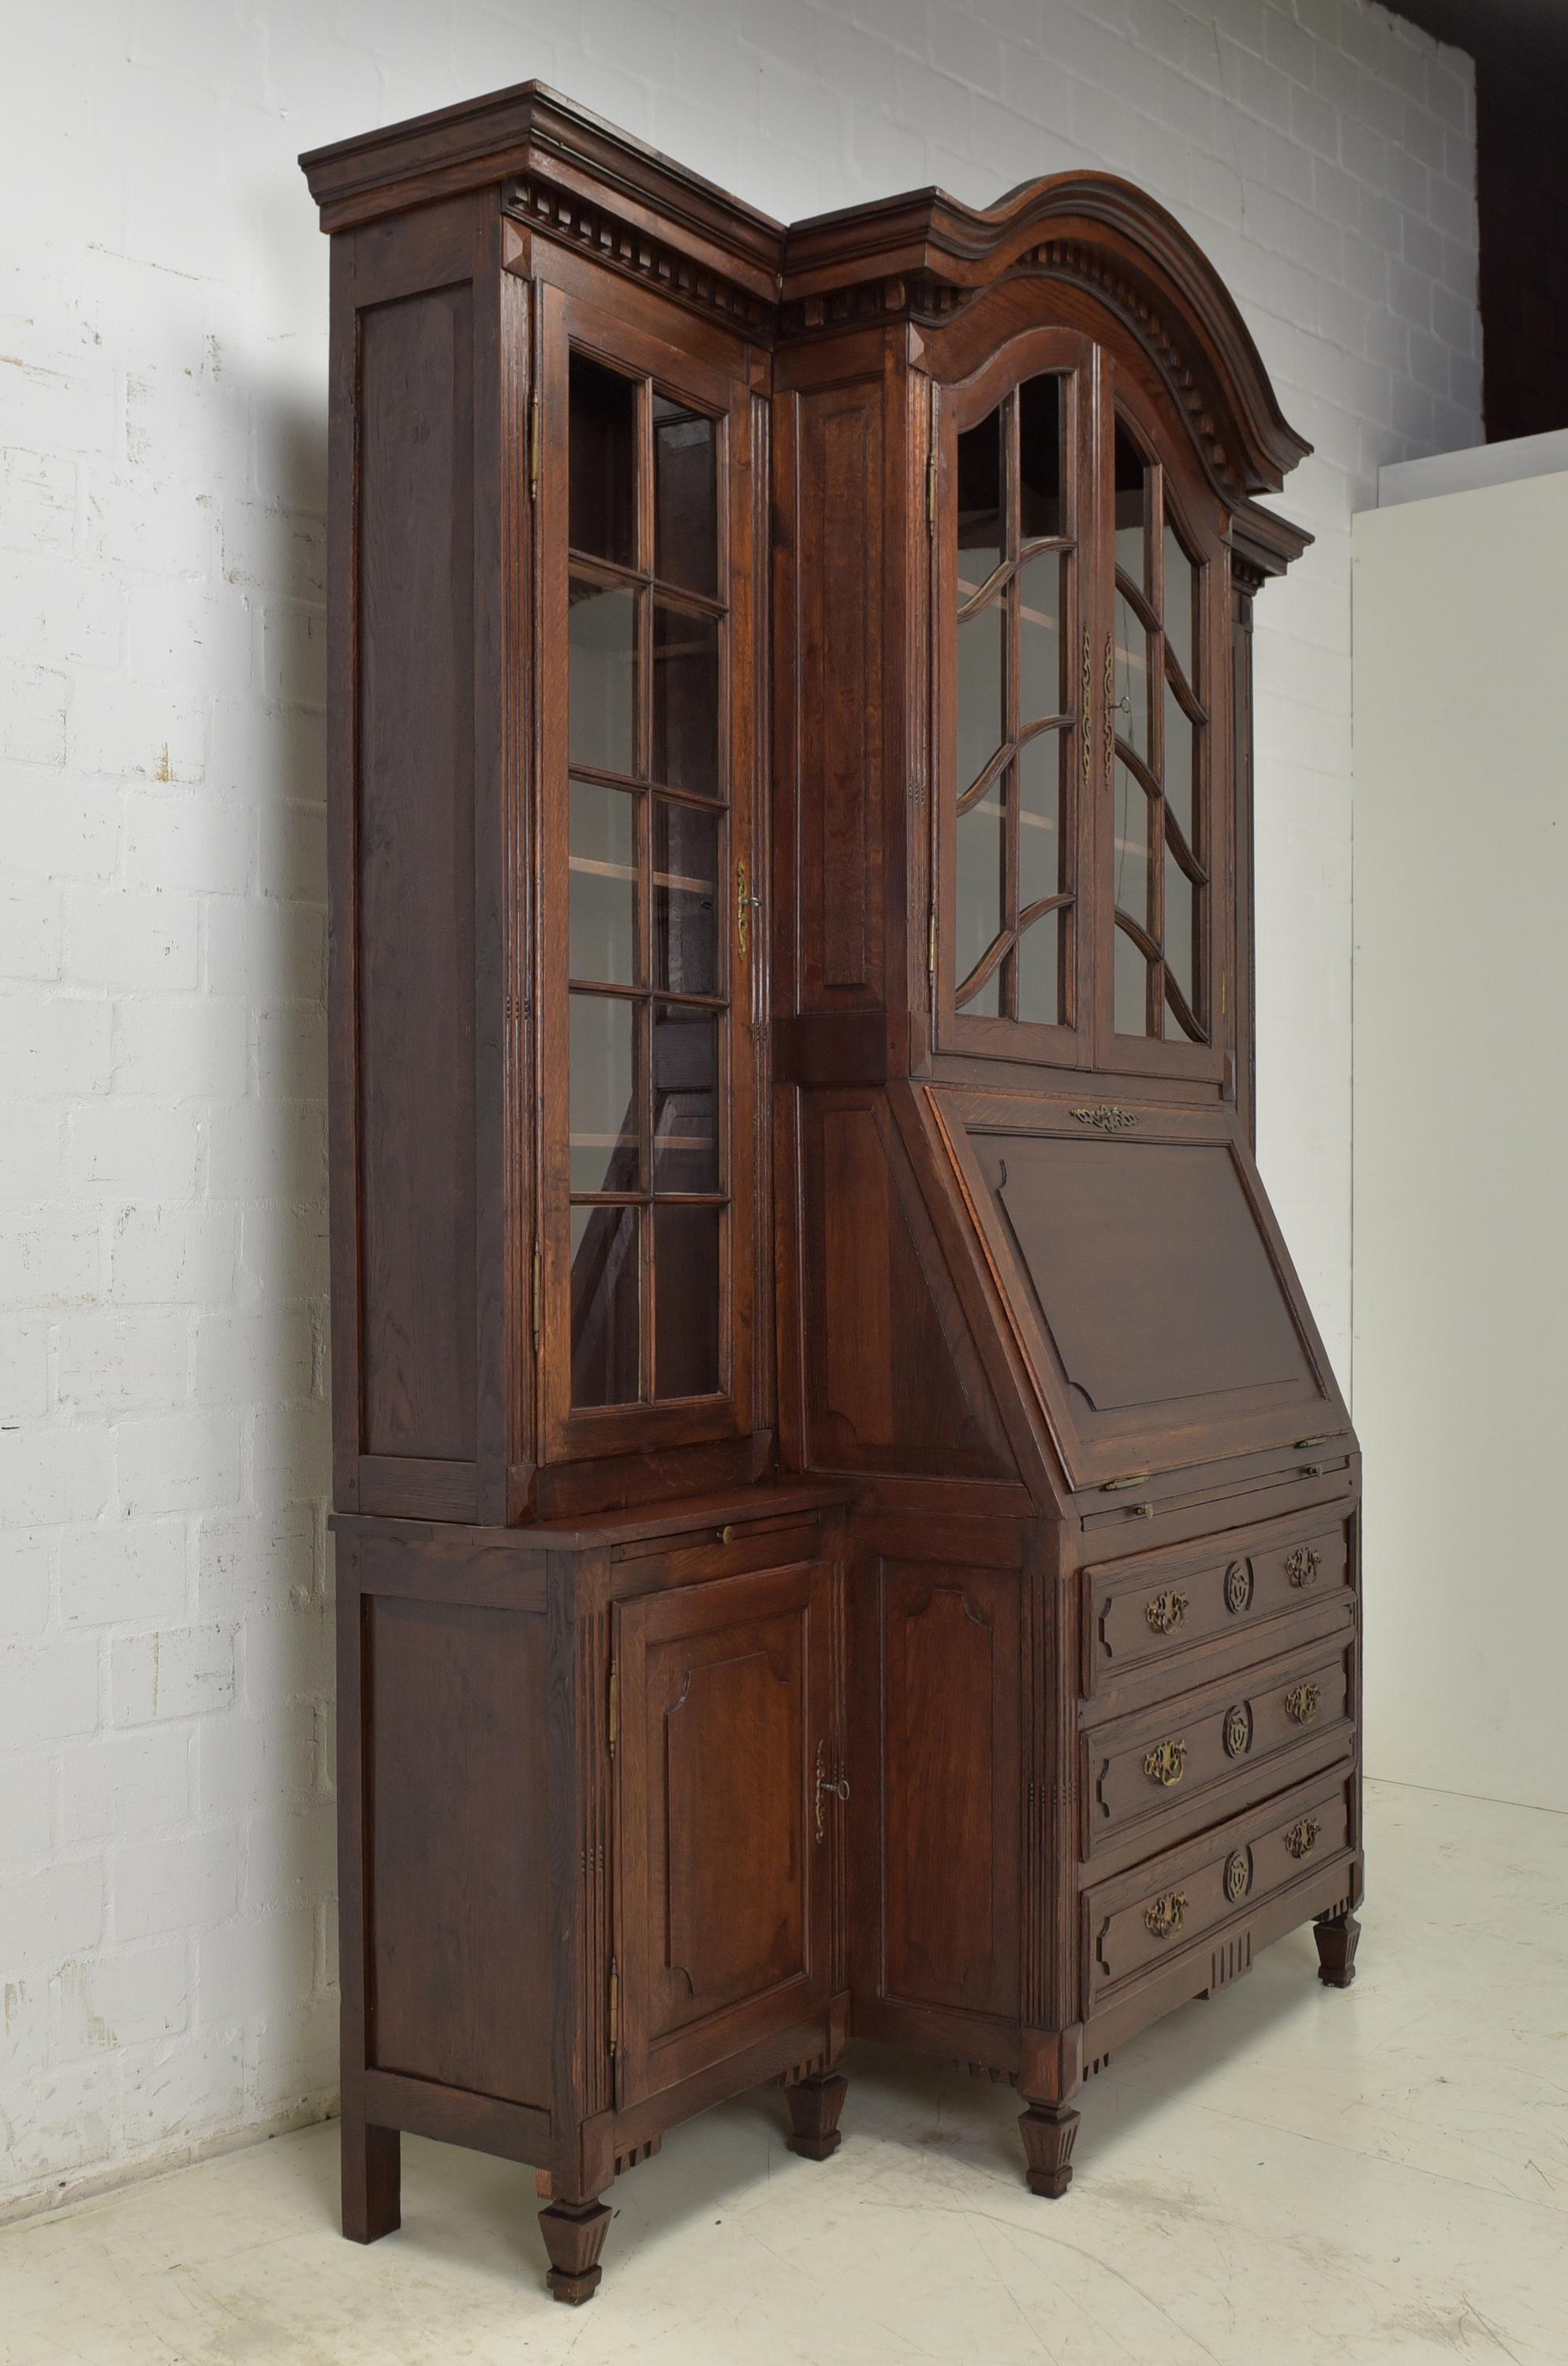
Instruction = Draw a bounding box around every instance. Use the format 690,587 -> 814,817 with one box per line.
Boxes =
1085,1519 -> 1350,1695
1086,1775 -> 1352,1998
1085,1637 -> 1352,1857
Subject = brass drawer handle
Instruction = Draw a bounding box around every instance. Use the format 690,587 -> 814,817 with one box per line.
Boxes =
1284,1681 -> 1321,1726
1144,1589 -> 1189,1636
1283,1817 -> 1321,1860
1285,1546 -> 1321,1588
1144,1739 -> 1186,1788
1144,1890 -> 1187,1940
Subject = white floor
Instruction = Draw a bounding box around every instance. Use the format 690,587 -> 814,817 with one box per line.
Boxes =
3,1779 -> 1566,2366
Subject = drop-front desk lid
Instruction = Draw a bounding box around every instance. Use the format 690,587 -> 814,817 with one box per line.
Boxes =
924,1087 -> 1350,1494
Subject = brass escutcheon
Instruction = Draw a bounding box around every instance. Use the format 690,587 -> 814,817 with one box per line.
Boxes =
1285,1547 -> 1321,1588
1144,1738 -> 1187,1789
1284,1681 -> 1321,1726
1144,1588 -> 1189,1636
1223,1704 -> 1252,1759
1283,1817 -> 1321,1860
1144,1890 -> 1187,1941
1224,1849 -> 1253,1902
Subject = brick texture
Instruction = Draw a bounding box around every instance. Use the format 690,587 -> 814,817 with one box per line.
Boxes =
0,0 -> 1477,2218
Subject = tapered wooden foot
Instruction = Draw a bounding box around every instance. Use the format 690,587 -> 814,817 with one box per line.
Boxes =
1315,1911 -> 1360,1989
785,2069 -> 847,2160
342,2118 -> 400,2243
539,2198 -> 611,2304
1019,2102 -> 1078,2197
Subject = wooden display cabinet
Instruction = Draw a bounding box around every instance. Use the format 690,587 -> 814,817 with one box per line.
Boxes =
303,81 -> 1362,2304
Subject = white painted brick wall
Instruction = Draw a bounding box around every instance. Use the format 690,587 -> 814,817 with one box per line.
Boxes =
0,0 -> 1476,2217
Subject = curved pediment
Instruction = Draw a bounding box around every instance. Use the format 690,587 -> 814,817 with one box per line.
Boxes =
781,173 -> 1309,503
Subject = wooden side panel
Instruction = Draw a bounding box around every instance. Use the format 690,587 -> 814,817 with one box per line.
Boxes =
357,282 -> 478,1467
796,383 -> 884,1008
802,1093 -> 1017,1480
366,1588 -> 551,2109
880,1561 -> 1021,2018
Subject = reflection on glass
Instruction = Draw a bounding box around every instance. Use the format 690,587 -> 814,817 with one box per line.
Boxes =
1114,758 -> 1149,926
956,789 -> 1004,1000
654,397 -> 718,598
654,799 -> 717,995
569,779 -> 637,985
1163,523 -> 1196,685
1019,373 -> 1062,542
1114,590 -> 1150,762
1017,552 -> 1063,724
569,353 -> 637,566
1017,909 -> 1061,1026
652,1004 -> 719,1192
1114,422 -> 1148,589
652,599 -> 719,797
958,595 -> 1004,791
569,578 -> 636,774
1017,729 -> 1062,912
569,991 -> 639,1193
654,1204 -> 720,1398
956,407 -> 1002,595
1114,920 -> 1150,1036
571,1204 -> 639,1406
1164,845 -> 1197,1009
1164,678 -> 1195,847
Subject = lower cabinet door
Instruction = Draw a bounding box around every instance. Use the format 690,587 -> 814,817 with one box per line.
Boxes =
614,1558 -> 837,2108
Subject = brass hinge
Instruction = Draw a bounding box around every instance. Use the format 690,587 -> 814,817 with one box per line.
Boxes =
925,446 -> 936,536
607,1957 -> 619,2058
607,1657 -> 618,1758
927,906 -> 937,980
528,390 -> 540,501
531,1240 -> 542,1353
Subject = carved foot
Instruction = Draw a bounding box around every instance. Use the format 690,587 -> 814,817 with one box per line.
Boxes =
1315,1911 -> 1361,1990
785,2069 -> 847,2161
539,2197 -> 611,2304
1019,2102 -> 1078,2198
342,2118 -> 400,2244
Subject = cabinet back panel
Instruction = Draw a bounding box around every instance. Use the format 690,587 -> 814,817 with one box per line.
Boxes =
357,285 -> 477,1464
367,1593 -> 549,2108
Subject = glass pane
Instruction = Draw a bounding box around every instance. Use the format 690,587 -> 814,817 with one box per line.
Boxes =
1163,845 -> 1198,1010
569,779 -> 637,985
654,396 -> 719,599
1017,552 -> 1063,726
956,406 -> 1002,597
654,799 -> 718,995
654,1204 -> 720,1399
1114,422 -> 1148,590
569,577 -> 636,774
1113,759 -> 1150,928
1019,374 -> 1062,542
652,1004 -> 719,1192
1016,909 -> 1061,1027
1114,589 -> 1151,764
1163,523 -> 1196,686
957,595 -> 1004,793
570,1204 -> 639,1407
652,599 -> 719,797
569,991 -> 639,1193
956,786 -> 1004,1000
1017,729 -> 1062,912
1114,920 -> 1151,1036
569,353 -> 637,567
1164,678 -> 1197,848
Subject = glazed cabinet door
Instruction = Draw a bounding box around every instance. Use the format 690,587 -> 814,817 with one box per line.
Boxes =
934,331 -> 1096,1065
613,1560 -> 837,2109
535,265 -> 761,1465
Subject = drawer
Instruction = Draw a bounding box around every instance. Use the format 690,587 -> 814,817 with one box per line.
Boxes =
1083,1515 -> 1350,1697
1083,1635 -> 1353,1860
1085,1772 -> 1352,2001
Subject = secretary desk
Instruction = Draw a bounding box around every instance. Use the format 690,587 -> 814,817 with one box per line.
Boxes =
301,83 -> 1362,2304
